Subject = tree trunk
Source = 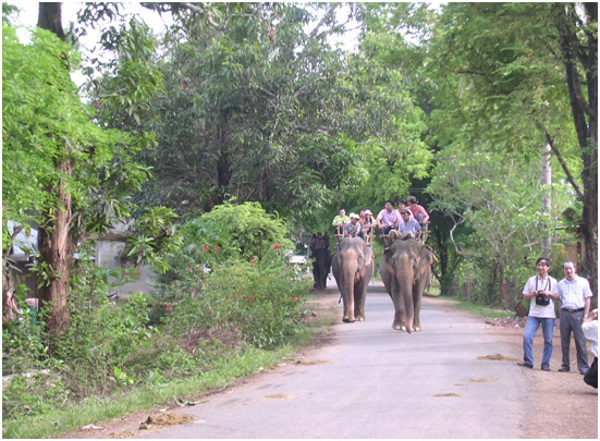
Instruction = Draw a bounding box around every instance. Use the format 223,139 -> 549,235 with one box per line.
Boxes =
554,3 -> 598,307
258,166 -> 269,201
36,3 -> 74,336
541,142 -> 552,257
216,116 -> 232,204
37,3 -> 66,41
38,156 -> 75,336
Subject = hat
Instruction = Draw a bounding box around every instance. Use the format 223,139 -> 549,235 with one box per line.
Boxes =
365,210 -> 372,215
349,213 -> 360,220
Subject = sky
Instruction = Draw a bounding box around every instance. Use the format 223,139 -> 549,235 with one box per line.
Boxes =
11,2 -> 173,44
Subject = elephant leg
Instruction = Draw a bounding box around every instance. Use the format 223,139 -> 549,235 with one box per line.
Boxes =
413,270 -> 429,331
354,280 -> 367,321
391,275 -> 407,331
413,284 -> 422,332
339,276 -> 355,323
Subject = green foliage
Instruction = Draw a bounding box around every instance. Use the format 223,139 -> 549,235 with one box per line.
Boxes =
125,207 -> 182,273
3,201 -> 311,422
2,25 -> 120,238
162,260 -> 310,349
178,200 -> 293,263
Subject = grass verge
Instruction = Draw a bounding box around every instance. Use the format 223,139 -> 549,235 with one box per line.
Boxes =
438,296 -> 514,319
3,303 -> 336,439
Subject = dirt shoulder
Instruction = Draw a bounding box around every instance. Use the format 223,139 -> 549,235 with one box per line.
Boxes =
484,317 -> 598,439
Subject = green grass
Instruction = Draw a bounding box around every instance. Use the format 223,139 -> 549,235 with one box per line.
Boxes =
438,296 -> 514,319
2,318 -> 331,439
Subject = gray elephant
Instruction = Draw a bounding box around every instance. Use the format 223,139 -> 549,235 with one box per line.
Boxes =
379,237 -> 437,332
331,237 -> 374,322
310,234 -> 332,290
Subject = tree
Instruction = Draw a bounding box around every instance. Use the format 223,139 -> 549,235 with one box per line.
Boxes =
424,2 -> 594,304
3,3 -> 165,335
127,3 -> 366,230
552,3 -> 597,304
3,24 -> 129,334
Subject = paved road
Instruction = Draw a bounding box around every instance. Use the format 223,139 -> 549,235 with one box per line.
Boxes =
138,281 -> 531,439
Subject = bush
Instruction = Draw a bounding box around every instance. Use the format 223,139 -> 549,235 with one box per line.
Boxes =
176,199 -> 293,264
2,201 -> 312,422
161,258 -> 311,349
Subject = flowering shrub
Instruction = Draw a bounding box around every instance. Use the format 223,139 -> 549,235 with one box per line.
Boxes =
175,200 -> 293,264
161,258 -> 311,349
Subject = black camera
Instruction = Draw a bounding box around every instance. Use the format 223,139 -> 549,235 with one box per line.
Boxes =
535,291 -> 550,306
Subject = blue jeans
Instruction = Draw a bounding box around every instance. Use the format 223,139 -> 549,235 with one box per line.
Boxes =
523,316 -> 554,367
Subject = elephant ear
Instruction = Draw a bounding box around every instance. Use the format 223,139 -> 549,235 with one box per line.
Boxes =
364,246 -> 374,267
416,244 -> 438,278
357,243 -> 373,269
423,244 -> 439,264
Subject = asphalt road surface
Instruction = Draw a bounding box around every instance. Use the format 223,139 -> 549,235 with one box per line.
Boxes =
137,281 -> 531,439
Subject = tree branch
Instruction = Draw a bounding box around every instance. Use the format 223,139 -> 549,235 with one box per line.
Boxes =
449,216 -> 467,259
542,128 -> 585,201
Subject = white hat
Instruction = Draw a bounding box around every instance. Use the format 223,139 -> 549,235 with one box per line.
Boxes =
365,209 -> 372,215
349,213 -> 360,220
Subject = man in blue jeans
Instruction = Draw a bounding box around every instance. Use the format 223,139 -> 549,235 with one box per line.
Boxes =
517,258 -> 559,371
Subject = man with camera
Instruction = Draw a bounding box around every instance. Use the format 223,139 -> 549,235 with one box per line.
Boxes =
518,257 -> 559,371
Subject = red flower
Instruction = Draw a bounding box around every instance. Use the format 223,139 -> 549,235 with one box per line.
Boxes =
215,246 -> 221,251
202,245 -> 209,251
165,305 -> 172,311
186,266 -> 191,271
247,296 -> 253,302
200,276 -> 205,281
293,296 -> 298,302
273,244 -> 280,249
251,257 -> 257,264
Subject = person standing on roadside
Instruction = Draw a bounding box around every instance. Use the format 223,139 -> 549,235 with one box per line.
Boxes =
517,258 -> 559,371
557,261 -> 592,374
582,309 -> 598,388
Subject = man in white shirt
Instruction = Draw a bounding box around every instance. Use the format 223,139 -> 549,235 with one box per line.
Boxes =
557,261 -> 593,374
517,258 -> 559,371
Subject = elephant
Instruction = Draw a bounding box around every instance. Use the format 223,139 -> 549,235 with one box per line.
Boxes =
379,237 -> 437,332
310,234 -> 332,290
312,248 -> 332,290
331,237 -> 374,322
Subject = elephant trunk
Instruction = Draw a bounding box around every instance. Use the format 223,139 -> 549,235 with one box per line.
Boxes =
342,255 -> 358,322
396,266 -> 415,333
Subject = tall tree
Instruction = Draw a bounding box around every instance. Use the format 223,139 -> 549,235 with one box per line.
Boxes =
35,2 -> 74,334
552,3 -> 597,303
2,3 -> 164,335
425,2 -> 595,304
130,3 -> 365,229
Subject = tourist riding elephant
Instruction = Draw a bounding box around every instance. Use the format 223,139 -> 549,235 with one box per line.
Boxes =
379,237 -> 437,332
331,237 -> 374,322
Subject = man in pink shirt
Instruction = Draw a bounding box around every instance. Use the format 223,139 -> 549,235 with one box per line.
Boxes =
407,196 -> 429,224
377,200 -> 401,234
